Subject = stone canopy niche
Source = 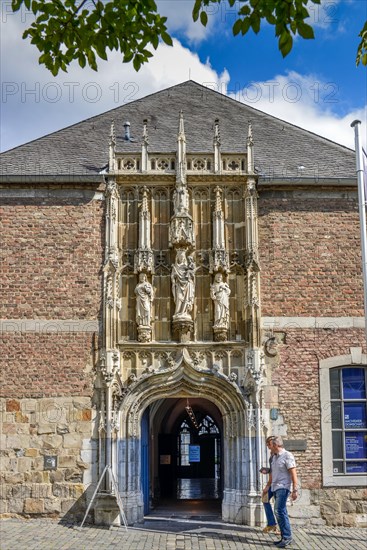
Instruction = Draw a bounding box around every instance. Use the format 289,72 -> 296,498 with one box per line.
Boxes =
103,115 -> 260,348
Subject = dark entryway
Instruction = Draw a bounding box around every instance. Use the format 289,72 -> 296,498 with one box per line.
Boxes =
157,400 -> 222,502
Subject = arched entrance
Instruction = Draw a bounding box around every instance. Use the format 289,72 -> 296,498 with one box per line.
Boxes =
151,397 -> 222,505
116,349 -> 264,526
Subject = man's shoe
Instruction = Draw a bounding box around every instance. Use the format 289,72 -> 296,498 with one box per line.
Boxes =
275,539 -> 293,548
273,541 -> 283,546
263,525 -> 279,533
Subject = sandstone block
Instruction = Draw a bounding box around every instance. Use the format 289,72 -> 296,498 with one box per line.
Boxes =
0,457 -> 11,471
12,484 -> 31,498
0,434 -> 7,450
58,455 -> 76,468
76,459 -> 88,470
343,514 -> 357,527
6,399 -> 20,412
356,501 -> 367,514
63,433 -> 82,449
32,484 -> 52,498
44,498 -> 61,514
4,473 -> 24,484
42,434 -> 63,449
320,501 -> 341,515
8,498 -> 24,514
52,483 -> 70,498
6,435 -> 23,449
70,483 -> 85,499
323,513 -> 343,526
1,423 -> 16,434
50,470 -> 64,483
77,422 -> 92,434
32,457 -> 44,471
25,448 -> 38,458
15,412 -> 29,423
37,424 -> 55,435
17,457 -> 32,473
0,500 -> 8,513
0,484 -> 12,499
341,499 -> 357,513
24,498 -> 44,514
64,468 -> 82,482
288,505 -> 321,519
25,471 -> 43,483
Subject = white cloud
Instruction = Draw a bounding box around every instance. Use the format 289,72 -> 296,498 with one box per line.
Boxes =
0,6 -> 365,154
228,71 -> 367,149
157,0 -> 216,43
0,10 -> 228,151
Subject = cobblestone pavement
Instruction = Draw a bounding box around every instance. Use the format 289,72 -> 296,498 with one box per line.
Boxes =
0,517 -> 366,550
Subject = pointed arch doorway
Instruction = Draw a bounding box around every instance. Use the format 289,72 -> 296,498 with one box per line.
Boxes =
149,397 -> 222,513
117,351 -> 262,526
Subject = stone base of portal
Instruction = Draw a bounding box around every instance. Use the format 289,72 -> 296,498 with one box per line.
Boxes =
94,493 -> 121,526
172,317 -> 194,342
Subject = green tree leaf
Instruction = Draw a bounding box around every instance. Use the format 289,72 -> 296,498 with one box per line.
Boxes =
8,0 -> 366,73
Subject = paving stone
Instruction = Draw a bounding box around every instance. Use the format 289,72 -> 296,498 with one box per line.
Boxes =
0,518 -> 366,550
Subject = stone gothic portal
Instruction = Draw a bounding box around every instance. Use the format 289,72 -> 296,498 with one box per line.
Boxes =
98,114 -> 265,527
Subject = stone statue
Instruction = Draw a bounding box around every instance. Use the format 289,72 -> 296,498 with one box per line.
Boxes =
210,273 -> 230,327
173,182 -> 189,215
171,250 -> 196,318
135,273 -> 154,327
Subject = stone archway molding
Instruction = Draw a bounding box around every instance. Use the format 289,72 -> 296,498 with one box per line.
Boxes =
115,348 -> 263,526
119,348 -> 247,439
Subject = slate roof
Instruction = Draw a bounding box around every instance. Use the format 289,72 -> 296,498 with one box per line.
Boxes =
0,80 -> 356,180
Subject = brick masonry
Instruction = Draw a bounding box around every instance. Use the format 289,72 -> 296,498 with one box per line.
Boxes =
258,192 -> 364,316
0,192 -> 104,320
0,185 -> 366,526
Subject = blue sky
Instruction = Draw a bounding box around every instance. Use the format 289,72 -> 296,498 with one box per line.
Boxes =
1,0 -> 366,152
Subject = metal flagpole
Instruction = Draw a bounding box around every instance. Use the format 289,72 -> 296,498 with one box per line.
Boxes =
351,120 -> 367,345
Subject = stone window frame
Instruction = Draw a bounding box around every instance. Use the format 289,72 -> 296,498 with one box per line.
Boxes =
320,348 -> 367,487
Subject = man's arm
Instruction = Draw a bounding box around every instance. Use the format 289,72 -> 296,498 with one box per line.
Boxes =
289,467 -> 298,500
262,472 -> 272,494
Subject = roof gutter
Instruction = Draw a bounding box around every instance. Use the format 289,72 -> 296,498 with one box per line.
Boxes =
258,176 -> 357,187
0,174 -> 105,184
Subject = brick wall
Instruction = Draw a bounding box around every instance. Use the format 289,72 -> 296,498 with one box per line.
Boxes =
0,187 -> 104,399
258,191 -> 364,316
0,192 -> 104,319
0,332 -> 96,399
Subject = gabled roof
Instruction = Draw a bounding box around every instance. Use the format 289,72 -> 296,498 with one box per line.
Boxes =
0,80 -> 356,180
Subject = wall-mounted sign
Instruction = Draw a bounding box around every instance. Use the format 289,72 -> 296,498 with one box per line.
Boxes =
344,403 -> 366,428
160,454 -> 171,465
345,432 -> 366,459
346,462 -> 367,474
189,445 -> 200,462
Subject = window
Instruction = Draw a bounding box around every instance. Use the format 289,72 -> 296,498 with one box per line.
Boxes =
320,350 -> 367,487
330,367 -> 367,475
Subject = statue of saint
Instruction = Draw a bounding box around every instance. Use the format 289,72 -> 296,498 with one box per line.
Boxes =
171,250 -> 196,318
135,273 -> 154,327
173,183 -> 189,214
210,273 -> 231,327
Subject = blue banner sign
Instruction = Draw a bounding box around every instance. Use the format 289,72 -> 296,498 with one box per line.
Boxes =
189,445 -> 200,463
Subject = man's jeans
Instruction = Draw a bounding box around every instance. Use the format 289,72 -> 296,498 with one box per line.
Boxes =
263,487 -> 277,526
274,488 -> 292,540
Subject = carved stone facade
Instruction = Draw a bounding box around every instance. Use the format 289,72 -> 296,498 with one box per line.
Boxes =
0,81 -> 365,528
